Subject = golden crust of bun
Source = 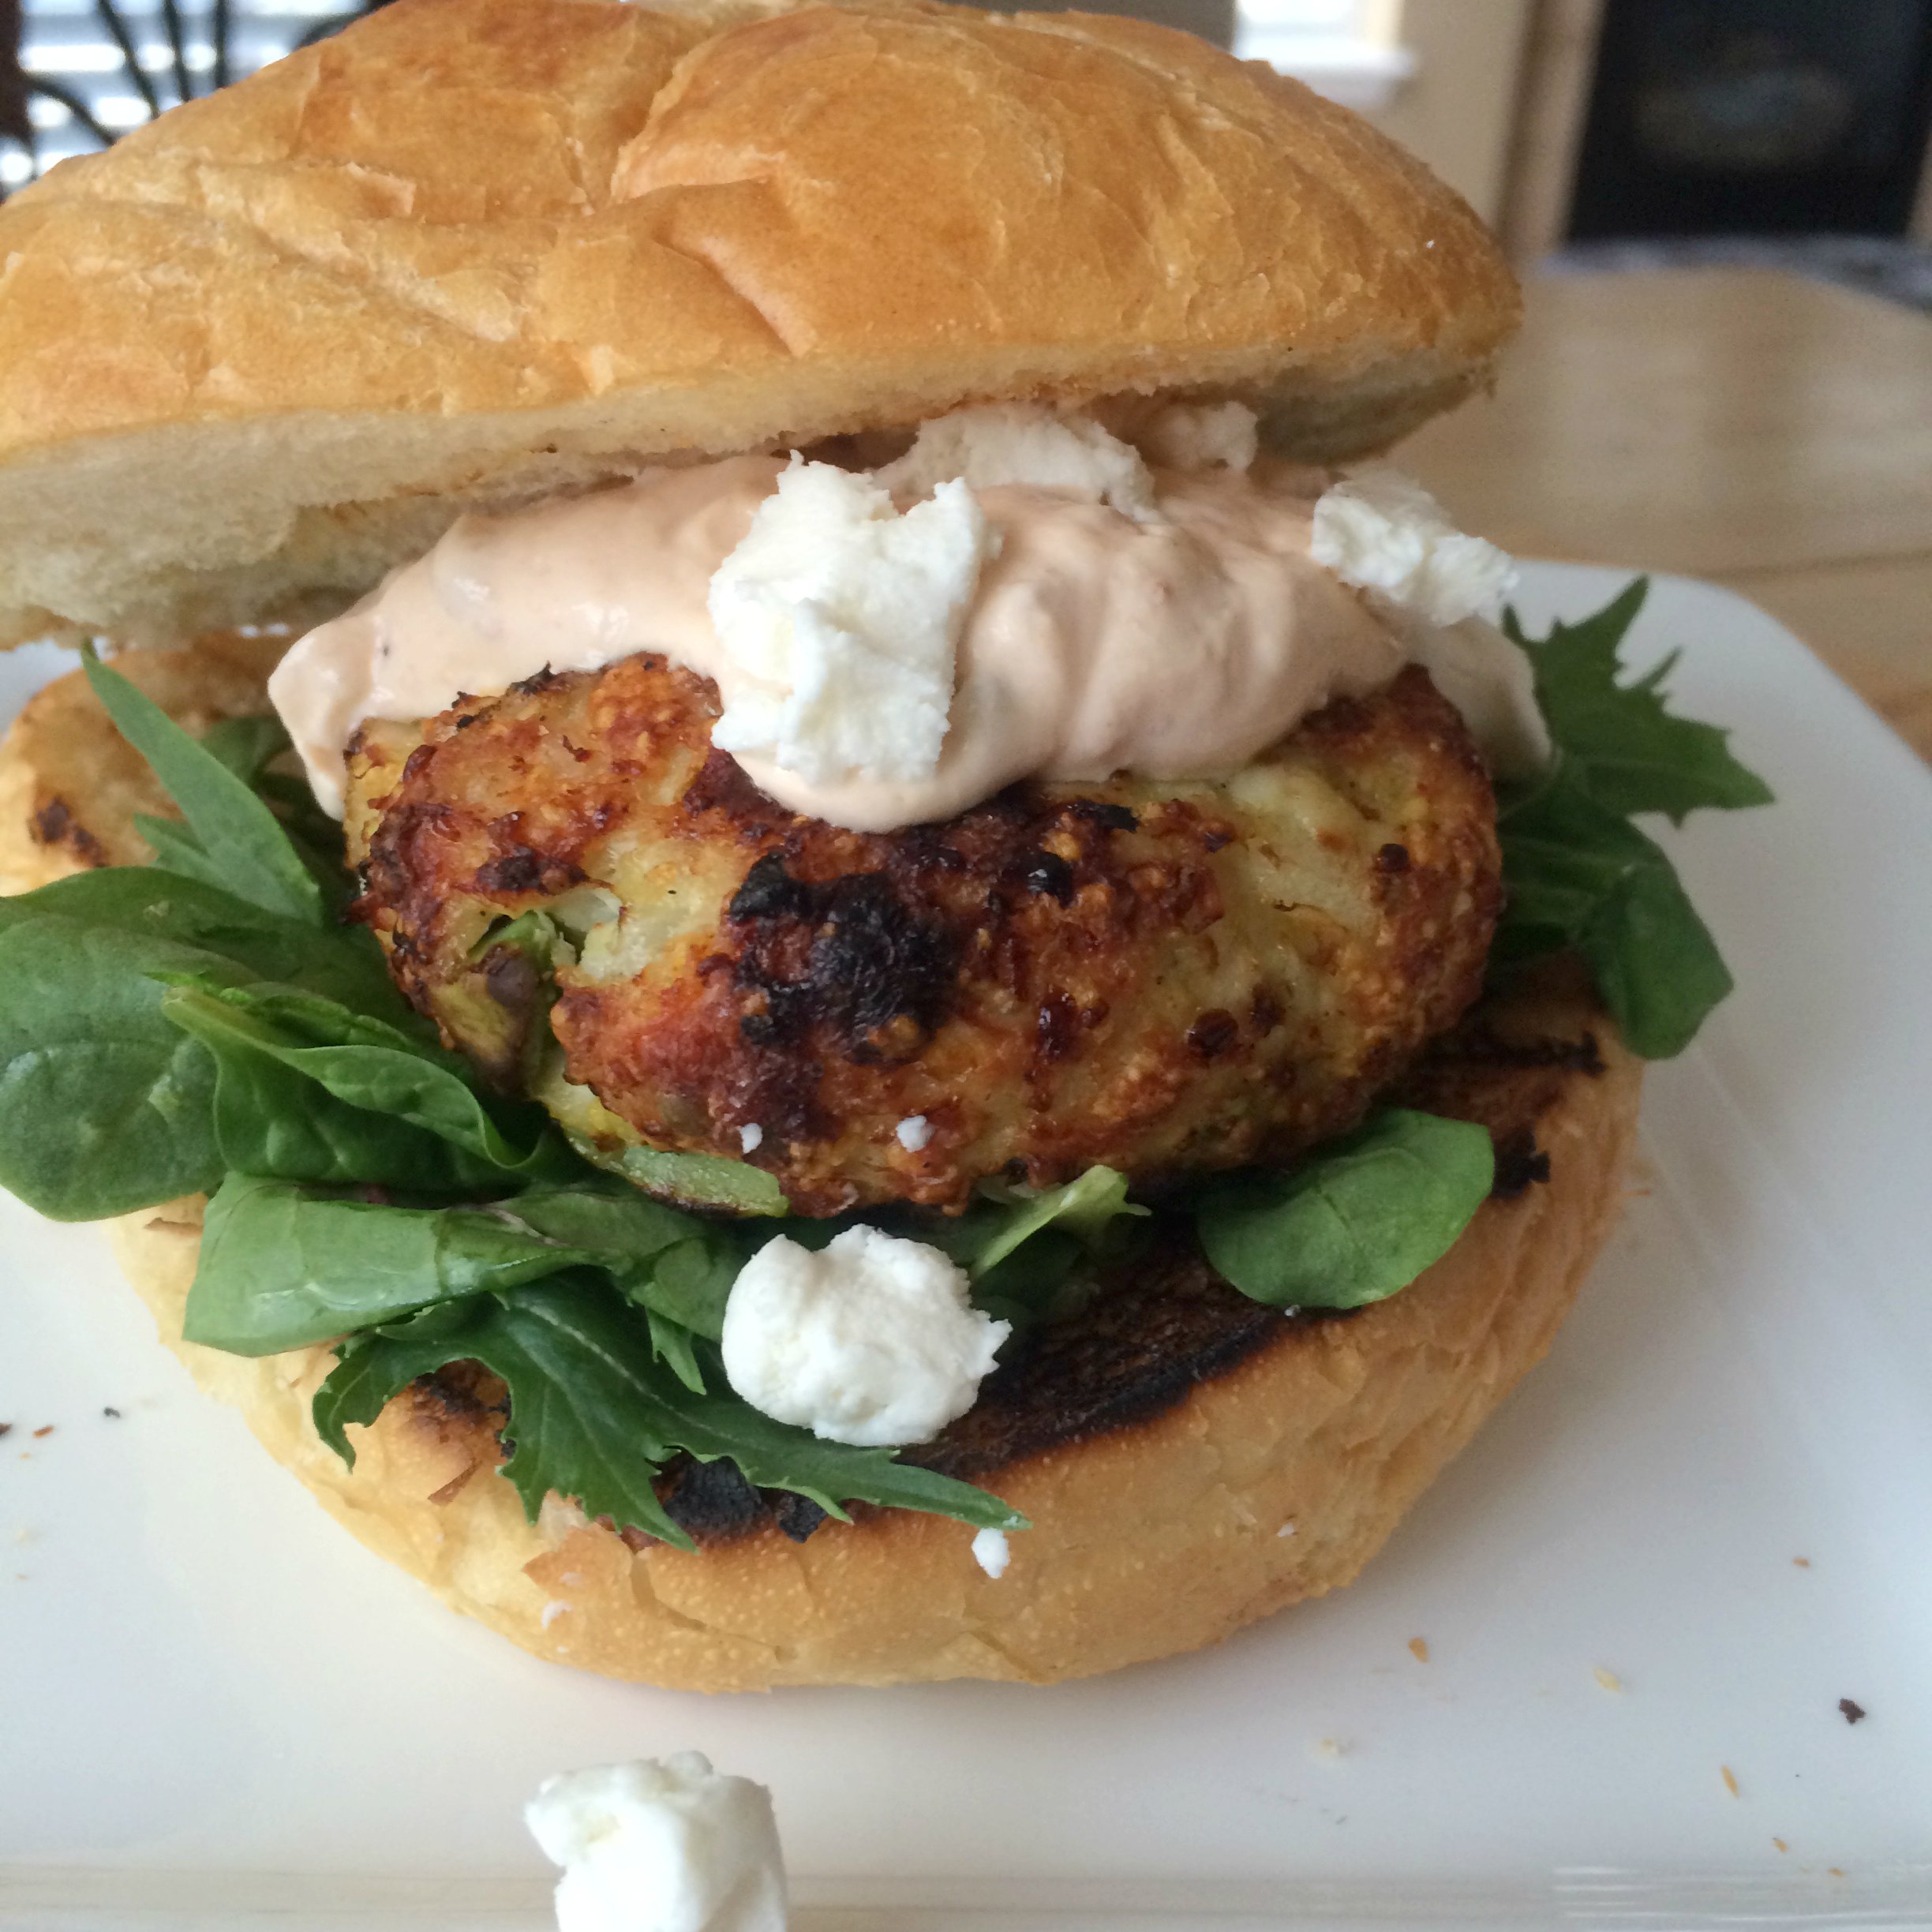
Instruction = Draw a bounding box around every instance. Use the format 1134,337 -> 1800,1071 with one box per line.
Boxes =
107,1010 -> 1638,1688
0,0 -> 1518,649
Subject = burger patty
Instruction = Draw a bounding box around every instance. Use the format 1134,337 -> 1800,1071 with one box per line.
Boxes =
346,658 -> 1501,1215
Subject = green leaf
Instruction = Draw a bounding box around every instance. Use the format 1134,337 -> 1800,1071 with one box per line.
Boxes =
637,1234 -> 755,1342
80,649 -> 325,926
196,715 -> 294,787
185,1174 -> 618,1354
964,1166 -> 1148,1277
159,980 -> 571,1186
1496,582 -> 1769,1058
0,912 -> 227,1217
1497,776 -> 1732,1059
311,1282 -> 1024,1549
646,1312 -> 708,1395
0,866 -> 402,1014
1196,1110 -> 1495,1310
185,1170 -> 745,1356
0,863 -> 462,1215
1503,582 -> 1773,824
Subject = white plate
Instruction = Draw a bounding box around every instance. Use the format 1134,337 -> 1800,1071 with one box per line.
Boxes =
3,566 -> 1930,1930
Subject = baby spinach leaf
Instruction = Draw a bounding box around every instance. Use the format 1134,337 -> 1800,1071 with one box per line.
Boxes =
158,980 -> 571,1185
80,649 -> 324,927
1196,1110 -> 1495,1310
185,1172 -> 743,1356
0,912 -> 228,1218
0,866 -> 401,1014
312,1282 -> 1025,1548
185,1174 -> 616,1354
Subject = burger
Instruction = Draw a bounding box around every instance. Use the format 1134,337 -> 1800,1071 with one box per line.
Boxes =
0,0 -> 1767,1689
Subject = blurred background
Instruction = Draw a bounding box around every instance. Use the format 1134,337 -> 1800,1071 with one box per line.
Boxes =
2,0 -> 1928,750
9,0 -> 1930,268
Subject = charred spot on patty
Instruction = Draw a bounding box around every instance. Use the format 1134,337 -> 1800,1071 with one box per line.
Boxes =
344,657 -> 1503,1215
728,864 -> 958,1061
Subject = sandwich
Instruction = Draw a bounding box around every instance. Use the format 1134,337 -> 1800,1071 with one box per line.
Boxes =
0,0 -> 1769,1689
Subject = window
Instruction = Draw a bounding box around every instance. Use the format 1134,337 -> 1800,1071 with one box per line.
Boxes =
2,0 -> 1417,191
1234,0 -> 1417,112
5,0 -> 360,187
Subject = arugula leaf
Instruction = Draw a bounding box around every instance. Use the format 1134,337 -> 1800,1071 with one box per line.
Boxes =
1496,777 -> 1733,1059
1196,1110 -> 1495,1309
312,1282 -> 1025,1549
80,649 -> 325,927
1503,583 -> 1773,823
158,979 -> 570,1186
887,1165 -> 1151,1331
964,1166 -> 1148,1277
1496,582 -> 1770,1058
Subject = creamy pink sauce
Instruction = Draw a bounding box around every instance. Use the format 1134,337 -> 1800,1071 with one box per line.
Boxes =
269,455 -> 1408,831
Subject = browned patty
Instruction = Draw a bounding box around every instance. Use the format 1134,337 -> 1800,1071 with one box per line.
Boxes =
346,658 -> 1500,1215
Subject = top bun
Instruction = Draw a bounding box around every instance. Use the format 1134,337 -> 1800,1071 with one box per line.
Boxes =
0,0 -> 1518,649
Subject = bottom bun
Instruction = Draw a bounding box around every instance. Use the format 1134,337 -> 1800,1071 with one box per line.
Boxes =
8,643 -> 1642,1689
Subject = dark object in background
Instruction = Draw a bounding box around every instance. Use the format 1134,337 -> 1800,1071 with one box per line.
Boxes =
1570,0 -> 1932,238
2,0 -> 30,150
0,0 -> 391,197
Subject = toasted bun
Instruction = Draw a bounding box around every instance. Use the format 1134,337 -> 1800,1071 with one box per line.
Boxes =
0,0 -> 1518,650
5,644 -> 1638,1690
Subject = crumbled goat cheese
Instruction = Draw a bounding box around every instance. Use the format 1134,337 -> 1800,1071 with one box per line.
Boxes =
972,1527 -> 1011,1578
1136,400 -> 1260,474
708,456 -> 995,786
1311,468 -> 1516,628
525,1754 -> 786,1932
738,1124 -> 764,1155
896,1114 -> 934,1152
1311,467 -> 1548,776
720,1225 -> 1009,1447
878,403 -> 1156,519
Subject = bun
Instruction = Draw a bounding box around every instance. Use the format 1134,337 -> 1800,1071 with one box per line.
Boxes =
0,0 -> 1518,650
108,1003 -> 1637,1688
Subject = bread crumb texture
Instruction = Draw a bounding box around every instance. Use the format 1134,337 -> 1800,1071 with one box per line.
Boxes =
0,0 -> 1517,647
